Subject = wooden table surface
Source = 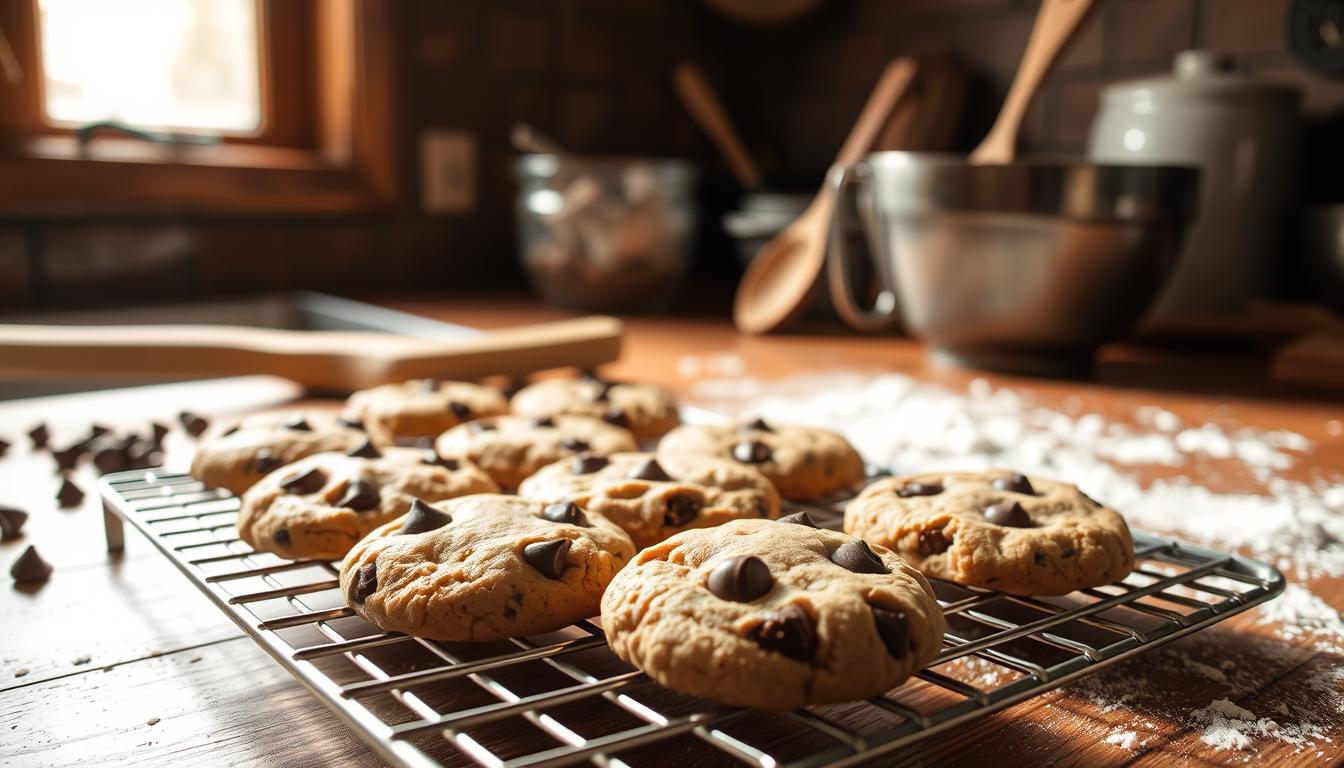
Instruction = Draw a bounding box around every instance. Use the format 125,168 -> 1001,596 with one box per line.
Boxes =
3,295 -> 1342,767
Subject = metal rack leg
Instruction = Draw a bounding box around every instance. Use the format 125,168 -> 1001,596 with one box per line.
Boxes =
103,501 -> 125,552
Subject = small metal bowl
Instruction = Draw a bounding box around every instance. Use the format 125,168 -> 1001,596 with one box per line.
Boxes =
828,152 -> 1200,375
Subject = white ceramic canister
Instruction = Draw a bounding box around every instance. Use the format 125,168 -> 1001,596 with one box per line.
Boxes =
1088,50 -> 1300,316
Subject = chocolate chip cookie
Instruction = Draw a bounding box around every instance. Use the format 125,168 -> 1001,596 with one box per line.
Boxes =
657,419 -> 866,502
238,449 -> 497,560
190,411 -> 367,495
340,494 -> 635,641
510,376 -> 680,441
343,379 -> 509,445
600,517 -> 945,709
843,471 -> 1134,596
518,452 -> 780,549
435,414 -> 638,490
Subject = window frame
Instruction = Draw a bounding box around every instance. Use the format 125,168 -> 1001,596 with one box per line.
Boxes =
0,0 -> 399,214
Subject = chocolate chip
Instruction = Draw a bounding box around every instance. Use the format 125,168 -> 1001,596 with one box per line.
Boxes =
777,511 -> 817,527
897,481 -> 942,498
751,605 -> 817,662
707,555 -> 773,602
871,606 -> 910,658
254,451 -> 281,474
91,439 -> 129,474
628,458 -> 671,481
346,439 -> 381,459
830,540 -> 888,574
532,416 -> 557,428
560,437 -> 591,452
419,378 -> 439,393
28,423 -> 49,450
219,425 -> 240,438
51,442 -> 85,472
125,438 -> 161,470
984,500 -> 1033,528
664,494 -> 702,527
742,418 -> 773,433
280,468 -> 326,495
572,453 -> 609,474
273,529 -> 291,546
56,477 -> 84,508
917,529 -> 950,555
338,417 -> 365,431
350,562 -> 377,603
1033,550 -> 1046,566
0,506 -> 28,540
732,440 -> 772,464
337,479 -> 381,511
543,501 -> 588,526
470,421 -> 497,433
87,424 -> 111,440
178,411 -> 209,437
992,473 -> 1035,495
603,409 -> 630,429
422,452 -> 460,470
522,539 -> 571,579
283,416 -> 312,432
150,422 -> 170,445
10,545 -> 52,583
400,499 -> 452,535
0,437 -> 10,457
448,401 -> 472,419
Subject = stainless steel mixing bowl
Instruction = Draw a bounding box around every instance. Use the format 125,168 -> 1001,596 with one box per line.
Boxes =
828,152 -> 1200,375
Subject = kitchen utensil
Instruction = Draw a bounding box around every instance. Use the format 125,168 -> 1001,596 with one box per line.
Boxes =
1089,50 -> 1300,316
732,57 -> 918,335
0,316 -> 623,392
826,154 -> 1198,374
875,57 -> 967,153
672,62 -> 762,189
514,154 -> 696,312
972,0 -> 1095,164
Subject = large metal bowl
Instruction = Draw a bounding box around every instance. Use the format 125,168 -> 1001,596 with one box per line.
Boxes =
828,152 -> 1200,375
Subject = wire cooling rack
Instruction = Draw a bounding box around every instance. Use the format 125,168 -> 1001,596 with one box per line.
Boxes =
99,469 -> 1285,768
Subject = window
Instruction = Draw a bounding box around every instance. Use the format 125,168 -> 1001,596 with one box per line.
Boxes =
0,0 -> 399,214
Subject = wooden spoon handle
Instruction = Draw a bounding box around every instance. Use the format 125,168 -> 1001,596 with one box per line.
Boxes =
969,0 -> 1095,165
835,58 -> 919,167
672,63 -> 762,189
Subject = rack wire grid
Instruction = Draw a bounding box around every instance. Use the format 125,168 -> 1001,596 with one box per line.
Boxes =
100,468 -> 1285,768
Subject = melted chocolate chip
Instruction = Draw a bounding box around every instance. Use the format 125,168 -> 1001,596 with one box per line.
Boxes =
603,409 -> 630,429
337,479 -> 381,511
777,511 -> 818,527
751,605 -> 817,662
664,494 -> 702,527
522,539 -> 571,579
56,477 -> 84,508
543,501 -> 588,526
917,529 -> 951,555
10,545 -> 52,583
350,562 -> 378,603
992,473 -> 1036,495
280,467 -> 326,495
347,439 -> 381,459
707,555 -> 773,602
0,506 -> 29,540
273,529 -> 291,546
897,481 -> 943,498
871,606 -> 910,658
284,416 -> 312,432
628,458 -> 671,482
560,437 -> 591,453
984,500 -> 1033,528
178,411 -> 209,437
254,451 -> 281,474
741,417 -> 774,433
830,540 -> 888,574
28,423 -> 49,450
400,499 -> 452,535
732,440 -> 773,464
448,401 -> 473,420
572,453 -> 609,474
532,416 -> 557,428
338,417 -> 365,431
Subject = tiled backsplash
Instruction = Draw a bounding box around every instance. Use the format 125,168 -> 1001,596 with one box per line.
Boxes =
3,0 -> 1341,308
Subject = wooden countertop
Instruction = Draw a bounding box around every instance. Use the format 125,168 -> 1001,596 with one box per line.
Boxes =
3,295 -> 1342,767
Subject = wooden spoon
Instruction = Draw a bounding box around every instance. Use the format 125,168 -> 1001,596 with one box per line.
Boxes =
969,0 -> 1096,164
733,58 -> 918,335
672,62 -> 762,189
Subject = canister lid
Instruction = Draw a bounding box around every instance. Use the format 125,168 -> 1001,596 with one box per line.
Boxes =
1099,50 -> 1300,109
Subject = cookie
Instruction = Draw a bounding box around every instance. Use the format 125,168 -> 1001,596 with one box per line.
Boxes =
843,471 -> 1134,596
657,419 -> 866,502
343,379 -> 509,445
600,517 -> 945,709
510,376 -> 680,441
238,448 -> 497,560
518,452 -> 780,549
340,494 -> 635,641
190,411 -> 367,495
435,414 -> 638,491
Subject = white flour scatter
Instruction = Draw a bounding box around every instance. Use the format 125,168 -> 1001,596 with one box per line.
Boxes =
1258,584 -> 1344,653
1105,729 -> 1143,751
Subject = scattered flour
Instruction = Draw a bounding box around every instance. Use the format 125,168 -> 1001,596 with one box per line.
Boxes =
1257,584 -> 1344,653
1105,729 -> 1143,750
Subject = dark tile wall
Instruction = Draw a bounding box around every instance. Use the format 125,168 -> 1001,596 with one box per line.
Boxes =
2,0 -> 1340,309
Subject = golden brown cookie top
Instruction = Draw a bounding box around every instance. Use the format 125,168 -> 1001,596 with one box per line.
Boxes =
343,378 -> 509,444
435,414 -> 638,491
510,376 -> 680,440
